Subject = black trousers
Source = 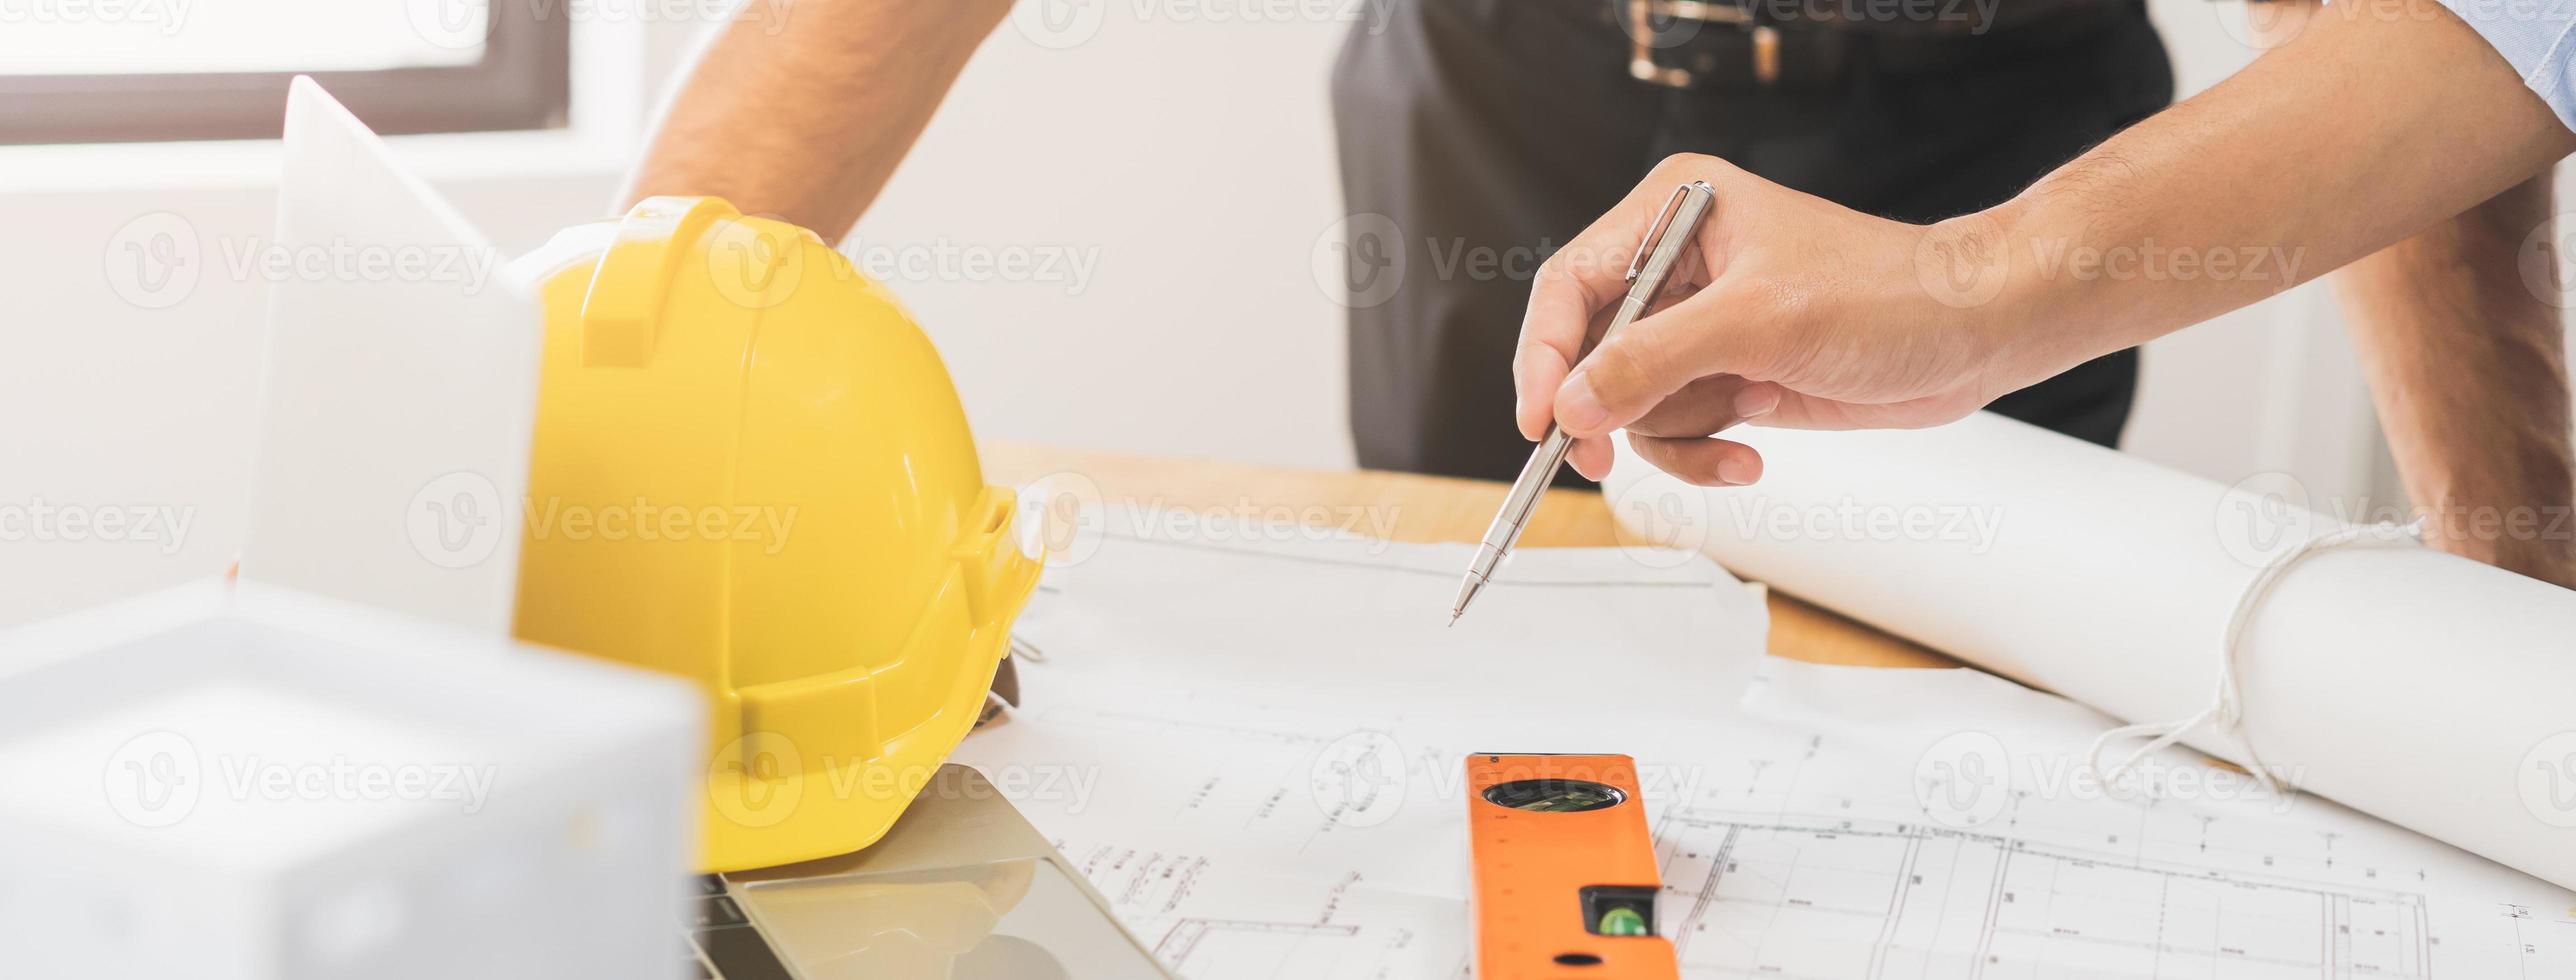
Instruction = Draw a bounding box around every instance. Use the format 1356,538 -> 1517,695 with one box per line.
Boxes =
1330,0 -> 2175,480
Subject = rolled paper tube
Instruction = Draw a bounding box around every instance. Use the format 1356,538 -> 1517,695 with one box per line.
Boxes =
1605,411 -> 2576,890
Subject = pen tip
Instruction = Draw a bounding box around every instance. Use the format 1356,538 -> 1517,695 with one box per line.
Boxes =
1447,613 -> 1460,628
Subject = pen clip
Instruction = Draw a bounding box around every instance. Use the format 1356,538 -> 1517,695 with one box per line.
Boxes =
1624,184 -> 1696,284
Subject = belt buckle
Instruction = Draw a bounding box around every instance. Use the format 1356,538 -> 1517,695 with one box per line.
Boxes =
1625,0 -> 1781,88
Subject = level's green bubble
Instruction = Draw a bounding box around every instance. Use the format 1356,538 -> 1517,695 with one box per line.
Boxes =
1597,907 -> 1649,937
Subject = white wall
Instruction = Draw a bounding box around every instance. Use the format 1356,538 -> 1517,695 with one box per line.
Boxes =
0,19 -> 665,621
2,0 -> 2546,623
855,2 -> 1353,468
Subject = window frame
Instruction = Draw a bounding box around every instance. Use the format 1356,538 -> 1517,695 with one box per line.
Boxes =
0,3 -> 569,145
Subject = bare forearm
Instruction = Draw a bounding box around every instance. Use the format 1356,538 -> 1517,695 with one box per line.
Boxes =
1975,0 -> 2575,376
1972,0 -> 2576,580
1520,0 -> 2576,493
620,0 -> 1013,241
2336,177 -> 2576,586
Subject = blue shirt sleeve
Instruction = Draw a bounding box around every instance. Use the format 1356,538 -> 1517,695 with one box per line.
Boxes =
2439,0 -> 2576,132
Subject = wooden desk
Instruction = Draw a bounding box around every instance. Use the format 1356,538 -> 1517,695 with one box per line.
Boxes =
985,443 -> 1957,670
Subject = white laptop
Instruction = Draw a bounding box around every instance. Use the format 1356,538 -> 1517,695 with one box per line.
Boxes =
236,76 -> 541,635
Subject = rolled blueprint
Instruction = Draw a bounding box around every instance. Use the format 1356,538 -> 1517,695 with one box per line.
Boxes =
1605,411 -> 2576,890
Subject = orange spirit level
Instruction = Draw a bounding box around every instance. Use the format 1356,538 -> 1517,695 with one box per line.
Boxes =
1464,753 -> 1679,980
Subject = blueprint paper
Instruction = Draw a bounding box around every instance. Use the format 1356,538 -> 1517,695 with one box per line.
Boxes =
952,514 -> 2576,978
1003,506 -> 1772,720
1733,662 -> 2576,977
1605,412 -> 2576,894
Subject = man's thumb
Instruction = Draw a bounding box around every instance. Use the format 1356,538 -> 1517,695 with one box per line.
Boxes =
1552,289 -> 1754,438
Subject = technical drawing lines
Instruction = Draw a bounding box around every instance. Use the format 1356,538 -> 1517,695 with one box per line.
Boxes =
1651,808 -> 2439,980
1154,918 -> 1365,972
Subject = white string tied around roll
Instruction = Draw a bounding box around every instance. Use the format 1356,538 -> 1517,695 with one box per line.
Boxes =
2085,516 -> 2429,797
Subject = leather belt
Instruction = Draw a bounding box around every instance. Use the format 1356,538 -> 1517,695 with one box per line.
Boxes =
1627,0 -> 1775,87
1621,0 -> 2134,89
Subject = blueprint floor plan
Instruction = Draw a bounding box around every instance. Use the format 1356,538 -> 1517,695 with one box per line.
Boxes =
950,518 -> 2576,978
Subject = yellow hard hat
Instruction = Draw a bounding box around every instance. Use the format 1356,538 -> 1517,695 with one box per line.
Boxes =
507,197 -> 1040,872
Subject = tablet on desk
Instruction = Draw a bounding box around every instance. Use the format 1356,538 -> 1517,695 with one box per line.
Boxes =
686,765 -> 1169,980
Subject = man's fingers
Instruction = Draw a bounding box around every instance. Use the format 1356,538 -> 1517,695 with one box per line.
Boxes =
1566,434 -> 1616,481
1514,214 -> 1655,440
1514,162 -> 1726,442
1514,268 -> 1606,435
1516,305 -> 1618,440
1627,432 -> 1764,488
1513,341 -> 1571,441
1554,285 -> 1759,438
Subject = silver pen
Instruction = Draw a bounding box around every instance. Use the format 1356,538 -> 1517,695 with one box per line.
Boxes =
1451,180 -> 1716,625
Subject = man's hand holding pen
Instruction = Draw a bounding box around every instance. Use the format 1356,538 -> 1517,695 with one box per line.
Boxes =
1514,155 -> 2025,488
